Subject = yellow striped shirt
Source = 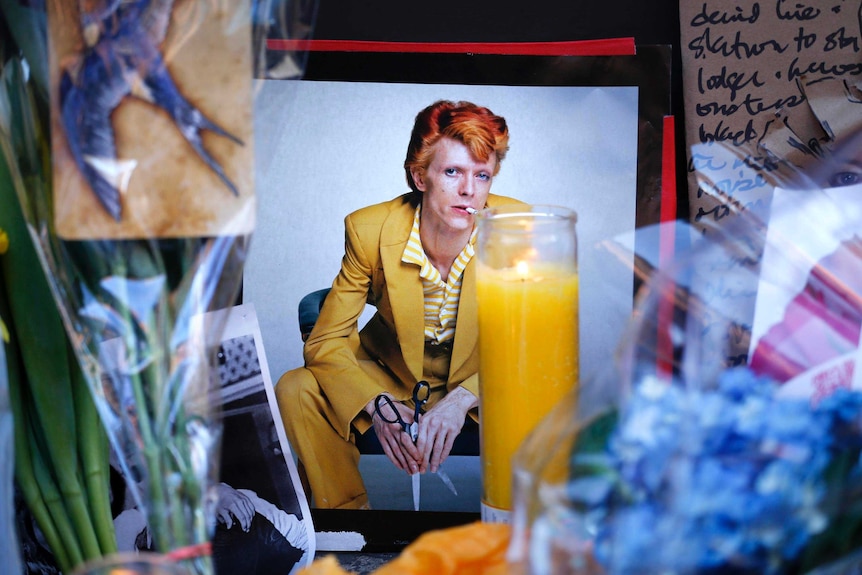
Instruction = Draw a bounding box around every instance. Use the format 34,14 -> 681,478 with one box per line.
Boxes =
401,204 -> 476,344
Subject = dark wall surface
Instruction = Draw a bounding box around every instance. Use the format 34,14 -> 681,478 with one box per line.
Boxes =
311,0 -> 680,45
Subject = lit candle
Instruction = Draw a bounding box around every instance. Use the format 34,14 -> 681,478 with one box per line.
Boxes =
476,205 -> 579,523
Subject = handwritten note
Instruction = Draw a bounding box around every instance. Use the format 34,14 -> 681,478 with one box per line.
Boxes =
679,0 -> 862,234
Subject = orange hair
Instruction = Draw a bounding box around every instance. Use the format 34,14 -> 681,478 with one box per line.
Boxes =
404,100 -> 510,193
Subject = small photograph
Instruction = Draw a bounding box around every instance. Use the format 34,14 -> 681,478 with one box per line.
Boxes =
207,303 -> 316,575
106,303 -> 316,574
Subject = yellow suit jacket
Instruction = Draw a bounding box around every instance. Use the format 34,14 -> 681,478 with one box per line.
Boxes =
303,192 -> 525,439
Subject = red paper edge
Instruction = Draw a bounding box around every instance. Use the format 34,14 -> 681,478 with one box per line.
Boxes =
660,116 -> 677,227
657,115 -> 677,378
266,38 -> 637,56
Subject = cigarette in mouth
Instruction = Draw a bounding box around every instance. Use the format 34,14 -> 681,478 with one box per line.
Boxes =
465,207 -> 478,215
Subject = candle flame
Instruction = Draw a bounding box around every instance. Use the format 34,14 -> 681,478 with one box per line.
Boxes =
515,260 -> 530,279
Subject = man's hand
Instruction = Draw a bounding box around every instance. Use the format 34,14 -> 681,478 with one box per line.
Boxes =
215,482 -> 255,532
415,386 -> 477,473
365,395 -> 422,475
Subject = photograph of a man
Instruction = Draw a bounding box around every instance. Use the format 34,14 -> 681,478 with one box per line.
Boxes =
276,100 -> 525,510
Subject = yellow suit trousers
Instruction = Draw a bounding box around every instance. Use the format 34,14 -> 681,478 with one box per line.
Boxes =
276,342 -> 453,509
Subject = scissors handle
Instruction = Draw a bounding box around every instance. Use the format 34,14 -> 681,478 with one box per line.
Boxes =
374,395 -> 406,427
413,380 -> 431,404
412,381 -> 431,422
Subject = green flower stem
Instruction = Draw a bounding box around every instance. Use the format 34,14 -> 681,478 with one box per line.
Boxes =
27,422 -> 83,569
70,349 -> 117,555
0,150 -> 102,563
132,358 -> 172,552
2,300 -> 72,574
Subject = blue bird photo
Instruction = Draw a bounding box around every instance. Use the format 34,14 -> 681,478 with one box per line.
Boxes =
59,0 -> 243,221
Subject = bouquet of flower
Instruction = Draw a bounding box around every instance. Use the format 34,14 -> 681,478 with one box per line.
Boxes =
1,44 -> 120,575
508,133 -> 862,574
0,1 -> 316,573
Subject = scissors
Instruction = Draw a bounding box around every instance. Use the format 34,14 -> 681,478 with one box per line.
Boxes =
374,381 -> 458,510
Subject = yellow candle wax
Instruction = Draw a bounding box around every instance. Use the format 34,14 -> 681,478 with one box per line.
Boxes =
477,262 -> 579,514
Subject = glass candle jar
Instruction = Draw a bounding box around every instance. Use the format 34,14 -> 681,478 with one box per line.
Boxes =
476,204 -> 579,523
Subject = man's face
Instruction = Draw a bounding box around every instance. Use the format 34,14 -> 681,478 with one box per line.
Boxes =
412,137 -> 496,237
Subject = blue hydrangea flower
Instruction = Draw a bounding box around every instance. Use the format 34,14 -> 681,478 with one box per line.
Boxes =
573,367 -> 862,574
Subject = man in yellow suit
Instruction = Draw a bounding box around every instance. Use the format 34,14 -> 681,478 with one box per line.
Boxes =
276,100 -> 524,509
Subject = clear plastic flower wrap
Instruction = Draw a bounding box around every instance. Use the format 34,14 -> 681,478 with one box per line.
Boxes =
508,131 -> 862,574
0,1 -> 317,574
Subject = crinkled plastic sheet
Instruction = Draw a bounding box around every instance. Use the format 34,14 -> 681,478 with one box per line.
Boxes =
0,1 -> 317,573
509,130 -> 862,574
